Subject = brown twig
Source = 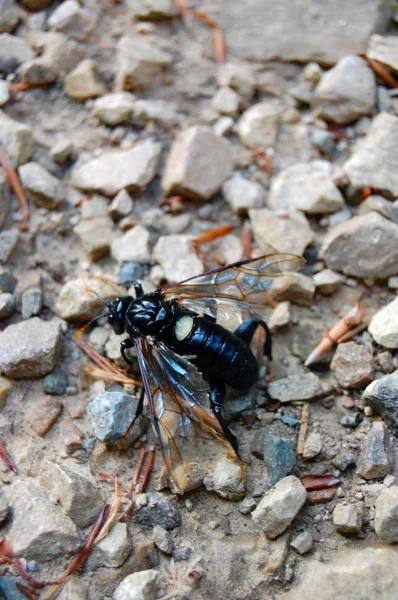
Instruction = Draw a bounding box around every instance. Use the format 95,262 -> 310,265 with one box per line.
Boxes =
193,10 -> 226,63
82,364 -> 140,386
138,446 -> 156,493
297,403 -> 309,455
129,446 -> 147,498
0,141 -> 29,231
74,336 -> 123,376
362,56 -> 398,88
240,223 -> 252,260
191,224 -> 234,266
160,195 -> 185,214
301,473 -> 340,490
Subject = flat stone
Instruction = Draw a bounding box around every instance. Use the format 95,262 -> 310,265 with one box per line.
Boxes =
152,234 -> 203,282
92,92 -> 136,126
114,570 -> 158,600
199,0 -> 391,66
375,486 -> 398,542
50,138 -> 74,164
252,475 -> 306,538
26,396 -> 62,436
162,126 -> 233,201
109,189 -> 134,220
40,459 -> 104,528
88,391 -> 146,445
340,412 -> 362,428
5,481 -> 79,561
321,212 -> 398,278
330,341 -> 374,389
111,224 -> 150,264
284,547 -> 398,600
333,503 -> 362,534
19,162 -> 62,209
0,317 -> 64,378
378,351 -> 395,374
269,301 -> 291,332
364,372 -> 398,436
0,0 -> 19,34
268,373 -> 323,403
249,208 -> 313,256
0,33 -> 34,65
0,110 -> 33,167
303,432 -> 323,459
56,277 -> 119,321
43,369 -> 68,395
47,0 -> 98,41
269,161 -> 344,214
368,296 -> 398,349
357,195 -> 398,225
0,230 -> 18,264
368,34 -> 398,73
344,113 -> 398,200
116,35 -> 172,90
210,457 -> 245,501
153,525 -> 173,554
217,62 -> 256,99
270,273 -> 315,307
74,216 -> 116,261
131,0 -> 178,19
314,56 -> 375,124
21,287 -> 43,319
263,433 -> 296,487
135,493 -> 181,530
290,531 -> 313,554
313,269 -> 343,295
356,421 -> 393,480
64,58 -> 106,101
237,100 -> 282,149
94,522 -> 131,567
222,176 -> 265,215
131,99 -> 178,128
211,86 -> 240,117
71,140 -> 161,196
19,31 -> 78,85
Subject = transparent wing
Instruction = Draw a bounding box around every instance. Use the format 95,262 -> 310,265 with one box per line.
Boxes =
162,253 -> 304,324
134,338 -> 225,493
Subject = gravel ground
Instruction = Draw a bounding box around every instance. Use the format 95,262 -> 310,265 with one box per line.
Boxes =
1,1 -> 398,599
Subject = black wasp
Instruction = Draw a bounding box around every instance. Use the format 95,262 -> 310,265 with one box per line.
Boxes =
96,253 -> 302,492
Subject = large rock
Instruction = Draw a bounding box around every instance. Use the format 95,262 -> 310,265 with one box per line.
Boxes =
0,111 -> 33,167
284,547 -> 398,600
356,421 -> 393,480
368,296 -> 398,349
269,160 -> 343,214
368,34 -> 398,73
268,373 -> 323,403
249,208 -> 313,256
152,234 -> 203,282
199,0 -> 391,65
375,486 -> 398,542
162,126 -> 233,201
56,277 -> 119,321
363,372 -> 398,436
71,140 -> 161,196
314,56 -> 375,124
321,212 -> 398,278
19,162 -> 62,209
344,113 -> 398,200
0,317 -> 64,378
237,100 -> 282,149
330,341 -> 373,389
252,476 -> 306,538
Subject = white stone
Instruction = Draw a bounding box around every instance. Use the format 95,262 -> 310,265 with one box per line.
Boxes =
211,86 -> 241,116
222,176 -> 266,215
111,225 -> 151,264
113,569 -> 158,600
19,162 -> 62,209
95,522 -> 131,567
0,111 -> 33,167
303,432 -> 322,459
313,268 -> 343,295
249,208 -> 313,256
92,92 -> 136,126
237,100 -> 282,149
333,503 -> 362,534
152,234 -> 203,283
64,59 -> 106,101
0,81 -> 9,107
368,296 -> 398,349
368,35 -> 398,74
375,486 -> 398,542
269,301 -> 291,332
116,35 -> 172,90
211,457 -> 245,501
217,62 -> 256,99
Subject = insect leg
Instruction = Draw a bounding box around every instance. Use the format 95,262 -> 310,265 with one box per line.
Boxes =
120,280 -> 144,297
120,337 -> 134,365
234,319 -> 272,359
209,379 -> 239,455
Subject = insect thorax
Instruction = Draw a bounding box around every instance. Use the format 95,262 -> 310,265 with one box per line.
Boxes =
127,292 -> 173,336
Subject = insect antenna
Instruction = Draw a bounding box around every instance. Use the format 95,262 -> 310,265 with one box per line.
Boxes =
74,311 -> 109,340
85,287 -> 112,307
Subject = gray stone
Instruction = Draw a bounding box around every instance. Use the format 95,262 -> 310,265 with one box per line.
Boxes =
64,59 -> 106,101
109,189 -> 134,220
56,277 -> 119,321
239,497 -> 257,515
116,35 -> 172,91
94,522 -> 131,567
340,412 -> 363,428
135,493 -> 181,530
270,273 -> 315,307
19,162 -> 62,209
0,33 -> 34,65
40,460 -> 104,528
217,62 -> 255,99
269,161 -> 343,214
368,34 -> 398,73
152,234 -> 203,282
237,101 -> 282,149
119,262 -> 143,285
290,81 -> 314,106
19,31 -> 78,85
269,301 -> 291,332
173,547 -> 192,561
43,369 -> 68,395
368,296 -> 398,349
88,391 -> 146,445
0,317 -> 63,378
21,287 -> 43,319
210,457 -> 245,500
222,176 -> 265,215
330,342 -> 373,389
74,217 -> 116,261
5,481 -> 79,561
321,212 -> 398,278
50,138 -> 74,164
378,351 -> 394,374
252,476 -> 307,538
303,432 -> 322,459
131,99 -> 178,128
131,0 -> 178,19
314,56 -> 375,124
356,421 -> 393,480
211,87 -> 240,117
111,225 -> 150,264
92,92 -> 136,126
0,111 -> 33,167
162,126 -> 233,201
0,230 -> 18,264
0,292 -> 15,319
334,452 -> 356,471
375,486 -> 398,542
0,80 -> 9,107
311,129 -> 335,156
290,531 -> 313,554
263,433 -> 296,487
344,113 -> 398,200
287,546 -> 398,600
356,195 -> 398,225
268,373 -> 323,403
71,140 -> 161,196
0,0 -> 19,34
199,0 -> 391,66
56,579 -> 88,600
333,503 -> 362,534
0,270 -> 16,294
114,569 -> 158,600
313,269 -> 343,295
153,525 -> 173,554
249,208 -> 313,256
363,372 -> 398,436
47,0 -> 98,41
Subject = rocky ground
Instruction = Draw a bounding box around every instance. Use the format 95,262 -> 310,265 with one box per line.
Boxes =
1,0 -> 398,599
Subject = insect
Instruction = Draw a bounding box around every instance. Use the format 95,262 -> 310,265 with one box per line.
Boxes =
94,253 -> 303,492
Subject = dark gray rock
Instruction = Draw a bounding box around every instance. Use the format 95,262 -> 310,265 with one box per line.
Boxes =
340,412 -> 362,428
363,371 -> 398,436
356,421 -> 393,479
119,262 -> 143,285
173,547 -> 193,561
88,391 -> 146,444
135,493 -> 181,530
334,452 -> 356,471
0,271 -> 16,293
21,287 -> 43,319
263,432 -> 296,487
43,369 -> 69,395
